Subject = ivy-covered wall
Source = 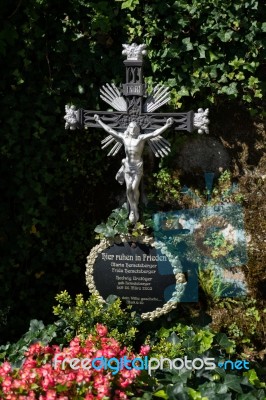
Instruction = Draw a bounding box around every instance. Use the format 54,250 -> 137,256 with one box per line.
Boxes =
0,0 -> 128,341
0,0 -> 265,342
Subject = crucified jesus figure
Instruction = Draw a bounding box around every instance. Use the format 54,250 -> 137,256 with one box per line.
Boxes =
94,114 -> 174,224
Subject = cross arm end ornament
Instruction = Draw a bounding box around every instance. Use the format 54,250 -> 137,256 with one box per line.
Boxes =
193,108 -> 209,134
64,105 -> 80,130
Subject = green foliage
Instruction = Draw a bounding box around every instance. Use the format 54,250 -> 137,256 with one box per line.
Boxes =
150,169 -> 181,206
0,294 -> 265,399
94,203 -> 153,238
151,169 -> 244,210
53,290 -> 141,346
0,320 -> 57,368
212,171 -> 245,204
151,367 -> 266,400
244,369 -> 266,389
0,290 -> 142,365
119,0 -> 266,113
211,298 -> 266,356
203,231 -> 234,258
194,170 -> 244,206
148,323 -> 216,359
148,326 -> 265,400
0,0 -> 127,343
198,268 -> 237,305
94,203 -> 129,238
0,0 -> 265,346
137,323 -> 265,400
115,0 -> 140,11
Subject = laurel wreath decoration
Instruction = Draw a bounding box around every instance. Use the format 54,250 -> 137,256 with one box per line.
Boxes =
85,234 -> 187,321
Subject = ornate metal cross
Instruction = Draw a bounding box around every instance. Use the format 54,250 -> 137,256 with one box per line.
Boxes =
64,43 -> 209,139
64,43 -> 209,223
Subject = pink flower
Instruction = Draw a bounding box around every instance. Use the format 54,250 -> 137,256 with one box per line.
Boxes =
95,323 -> 108,337
45,389 -> 57,400
40,364 -> 53,378
139,345 -> 150,356
85,394 -> 95,400
76,369 -> 85,383
42,375 -> 55,390
26,391 -> 36,399
5,395 -> 17,400
25,342 -> 44,357
96,385 -> 110,397
12,379 -> 21,389
2,376 -> 12,387
69,337 -> 80,348
0,330 -> 148,399
0,361 -> 12,374
23,358 -> 37,369
102,348 -> 117,358
114,389 -> 128,399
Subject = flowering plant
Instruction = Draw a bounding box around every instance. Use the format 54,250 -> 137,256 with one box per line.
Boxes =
0,324 -> 150,400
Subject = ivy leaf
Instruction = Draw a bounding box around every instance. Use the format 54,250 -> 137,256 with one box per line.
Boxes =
238,394 -> 258,400
243,369 -> 266,388
94,223 -> 108,234
198,45 -> 207,58
105,226 -> 116,237
166,331 -> 180,345
262,22 -> 266,32
29,320 -> 45,332
153,390 -> 168,399
166,383 -> 188,399
216,383 -> 228,394
209,51 -> 219,62
223,83 -> 238,96
121,0 -> 139,11
214,333 -> 235,352
224,374 -> 243,393
187,388 -> 208,399
106,295 -> 118,304
182,37 -> 193,51
217,31 -> 233,42
178,86 -> 190,97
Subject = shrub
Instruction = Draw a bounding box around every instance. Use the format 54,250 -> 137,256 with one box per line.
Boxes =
0,325 -> 150,399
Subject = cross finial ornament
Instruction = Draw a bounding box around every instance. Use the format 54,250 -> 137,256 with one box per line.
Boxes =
122,43 -> 147,61
64,43 -> 209,223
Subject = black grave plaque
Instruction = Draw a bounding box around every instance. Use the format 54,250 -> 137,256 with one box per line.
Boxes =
91,241 -> 177,314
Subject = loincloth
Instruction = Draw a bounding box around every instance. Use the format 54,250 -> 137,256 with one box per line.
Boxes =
115,160 -> 143,185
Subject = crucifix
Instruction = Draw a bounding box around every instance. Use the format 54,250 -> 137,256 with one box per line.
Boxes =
64,43 -> 209,224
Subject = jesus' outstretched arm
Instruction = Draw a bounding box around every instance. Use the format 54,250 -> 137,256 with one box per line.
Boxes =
94,114 -> 123,142
140,117 -> 174,140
